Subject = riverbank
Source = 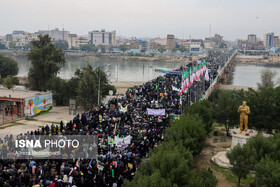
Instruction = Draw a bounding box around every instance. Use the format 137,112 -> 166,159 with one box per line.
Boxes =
235,54 -> 280,67
0,49 -> 200,63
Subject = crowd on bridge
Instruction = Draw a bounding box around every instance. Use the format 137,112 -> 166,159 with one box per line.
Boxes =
0,49 -> 234,186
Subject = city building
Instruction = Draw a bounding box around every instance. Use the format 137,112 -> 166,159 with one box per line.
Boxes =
124,39 -> 140,50
204,41 -> 216,50
137,39 -> 149,51
68,34 -> 90,49
248,34 -> 257,43
5,31 -> 39,47
153,38 -> 167,46
263,32 -> 274,49
88,29 -> 116,46
273,36 -> 279,48
0,35 -> 3,43
0,89 -> 52,123
166,34 -> 175,51
149,41 -> 164,50
68,34 -> 79,49
37,28 -> 69,42
179,39 -> 203,51
12,30 -> 25,35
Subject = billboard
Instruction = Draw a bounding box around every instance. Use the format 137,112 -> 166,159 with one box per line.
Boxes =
24,93 -> 52,117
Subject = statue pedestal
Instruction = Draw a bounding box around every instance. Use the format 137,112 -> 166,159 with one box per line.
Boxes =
211,128 -> 262,169
230,129 -> 258,149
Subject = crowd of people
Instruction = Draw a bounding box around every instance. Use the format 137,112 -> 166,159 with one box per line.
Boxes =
0,49 -> 235,186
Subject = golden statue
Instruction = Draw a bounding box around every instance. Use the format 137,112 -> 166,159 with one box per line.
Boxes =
238,101 -> 250,134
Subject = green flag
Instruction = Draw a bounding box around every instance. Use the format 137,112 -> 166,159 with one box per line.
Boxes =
108,137 -> 114,145
156,84 -> 159,89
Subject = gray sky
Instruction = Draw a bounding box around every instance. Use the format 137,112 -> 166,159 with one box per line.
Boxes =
1,0 -> 279,40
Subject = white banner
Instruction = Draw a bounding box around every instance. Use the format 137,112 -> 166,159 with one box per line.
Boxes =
118,103 -> 128,113
172,86 -> 180,92
114,135 -> 131,148
147,108 -> 166,116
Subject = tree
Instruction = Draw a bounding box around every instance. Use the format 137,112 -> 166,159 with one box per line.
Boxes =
189,168 -> 218,187
255,157 -> 280,187
46,76 -> 68,105
219,42 -> 227,48
54,40 -> 69,50
0,55 -> 19,78
78,69 -> 98,109
0,43 -> 6,49
27,34 -> 66,91
119,45 -> 128,53
209,89 -> 241,136
124,142 -> 194,187
165,114 -> 207,155
80,44 -> 98,52
185,100 -> 213,134
257,69 -> 276,89
8,42 -> 17,49
140,49 -> 146,53
171,48 -> 177,54
158,46 -> 165,54
98,45 -> 106,53
75,65 -> 115,109
179,46 -> 186,54
227,144 -> 256,187
3,75 -> 15,89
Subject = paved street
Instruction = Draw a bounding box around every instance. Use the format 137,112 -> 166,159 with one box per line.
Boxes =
0,106 -> 83,139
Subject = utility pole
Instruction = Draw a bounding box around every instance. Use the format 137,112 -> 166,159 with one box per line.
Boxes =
98,69 -> 101,106
98,64 -> 111,106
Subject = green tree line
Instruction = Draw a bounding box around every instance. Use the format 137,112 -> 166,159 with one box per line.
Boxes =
227,133 -> 280,187
27,35 -> 116,108
209,87 -> 280,134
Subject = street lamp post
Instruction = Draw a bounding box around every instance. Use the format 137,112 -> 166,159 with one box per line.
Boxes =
98,64 -> 111,106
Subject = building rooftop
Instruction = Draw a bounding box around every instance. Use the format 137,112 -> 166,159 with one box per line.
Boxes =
0,88 -> 51,99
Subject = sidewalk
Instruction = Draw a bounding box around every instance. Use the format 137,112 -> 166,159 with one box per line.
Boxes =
0,106 -> 83,139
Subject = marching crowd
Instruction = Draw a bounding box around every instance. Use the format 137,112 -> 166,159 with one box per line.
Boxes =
0,49 -> 233,187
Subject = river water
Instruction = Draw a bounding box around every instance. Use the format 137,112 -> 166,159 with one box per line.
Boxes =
228,63 -> 280,87
13,56 -> 184,82
5,53 -> 280,86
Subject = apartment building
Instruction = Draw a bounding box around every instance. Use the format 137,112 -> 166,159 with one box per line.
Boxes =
88,29 -> 116,46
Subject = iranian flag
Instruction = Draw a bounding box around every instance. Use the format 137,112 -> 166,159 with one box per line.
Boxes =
186,77 -> 190,88
192,67 -> 196,82
75,158 -> 80,168
203,64 -> 207,73
195,66 -> 200,81
190,69 -> 194,86
200,65 -> 204,77
205,68 -> 210,81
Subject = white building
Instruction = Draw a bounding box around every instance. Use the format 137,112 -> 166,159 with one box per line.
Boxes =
88,29 -> 116,46
248,34 -> 257,43
37,28 -> 69,42
5,32 -> 39,47
263,32 -> 274,49
68,34 -> 89,49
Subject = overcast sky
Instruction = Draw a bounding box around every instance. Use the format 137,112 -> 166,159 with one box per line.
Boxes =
0,0 -> 279,40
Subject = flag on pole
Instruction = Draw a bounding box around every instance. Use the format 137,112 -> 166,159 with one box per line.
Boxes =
89,159 -> 93,169
203,64 -> 207,73
205,68 -> 210,81
196,66 -> 200,81
200,66 -> 204,77
75,158 -> 80,168
190,71 -> 194,86
156,84 -> 159,89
